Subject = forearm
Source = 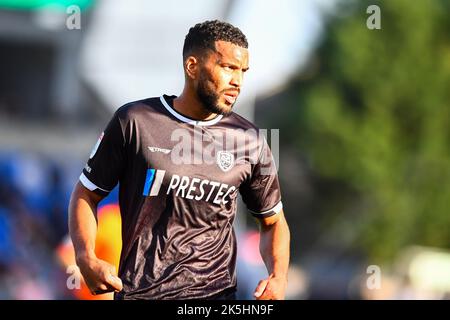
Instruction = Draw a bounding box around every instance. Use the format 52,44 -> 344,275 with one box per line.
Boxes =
259,213 -> 290,279
68,183 -> 101,262
68,183 -> 123,294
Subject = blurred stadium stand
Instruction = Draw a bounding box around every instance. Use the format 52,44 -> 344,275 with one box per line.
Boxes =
2,0 -> 447,300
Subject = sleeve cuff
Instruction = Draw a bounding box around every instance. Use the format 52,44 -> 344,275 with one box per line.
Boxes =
249,200 -> 283,218
79,173 -> 111,196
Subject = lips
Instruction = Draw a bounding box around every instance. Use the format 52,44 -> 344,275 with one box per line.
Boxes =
223,90 -> 239,104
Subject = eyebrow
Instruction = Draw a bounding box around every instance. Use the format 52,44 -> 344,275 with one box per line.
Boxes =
219,60 -> 250,72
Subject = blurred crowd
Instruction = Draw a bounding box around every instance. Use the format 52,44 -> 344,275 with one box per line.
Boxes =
0,151 -> 75,299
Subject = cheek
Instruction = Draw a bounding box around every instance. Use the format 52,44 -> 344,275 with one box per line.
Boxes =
198,71 -> 214,89
203,77 -> 219,92
215,70 -> 232,88
201,66 -> 230,92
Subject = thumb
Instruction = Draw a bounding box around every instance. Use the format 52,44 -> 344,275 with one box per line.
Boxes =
109,265 -> 118,276
254,279 -> 269,299
106,273 -> 123,291
106,266 -> 123,291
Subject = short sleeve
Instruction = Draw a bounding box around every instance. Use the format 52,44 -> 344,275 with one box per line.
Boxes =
239,136 -> 283,218
79,111 -> 125,196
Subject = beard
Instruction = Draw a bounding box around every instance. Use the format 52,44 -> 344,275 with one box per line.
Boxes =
196,75 -> 234,116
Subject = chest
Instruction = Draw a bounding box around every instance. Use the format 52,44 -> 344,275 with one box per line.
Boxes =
129,124 -> 257,198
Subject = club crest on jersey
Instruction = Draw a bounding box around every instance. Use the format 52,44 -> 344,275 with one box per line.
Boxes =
216,151 -> 234,172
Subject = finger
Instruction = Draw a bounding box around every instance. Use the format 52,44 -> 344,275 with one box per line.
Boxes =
93,288 -> 113,295
107,265 -> 122,291
254,279 -> 269,299
99,283 -> 108,291
91,283 -> 110,295
105,273 -> 123,292
257,288 -> 273,300
109,265 -> 118,277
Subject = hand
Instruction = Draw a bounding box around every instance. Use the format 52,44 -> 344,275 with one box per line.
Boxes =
254,274 -> 287,300
76,254 -> 123,295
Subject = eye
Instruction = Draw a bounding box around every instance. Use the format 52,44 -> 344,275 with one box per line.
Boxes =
223,65 -> 233,71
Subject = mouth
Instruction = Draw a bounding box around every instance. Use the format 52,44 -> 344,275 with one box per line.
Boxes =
223,91 -> 239,105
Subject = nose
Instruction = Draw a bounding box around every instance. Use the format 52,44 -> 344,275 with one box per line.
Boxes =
230,70 -> 243,88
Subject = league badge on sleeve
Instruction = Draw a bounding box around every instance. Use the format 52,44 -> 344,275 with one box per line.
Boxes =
89,132 -> 104,159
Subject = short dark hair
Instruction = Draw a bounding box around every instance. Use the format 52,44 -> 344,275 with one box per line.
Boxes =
182,20 -> 248,61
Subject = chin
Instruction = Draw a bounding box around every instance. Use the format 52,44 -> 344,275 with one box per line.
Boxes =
218,104 -> 233,116
202,98 -> 233,116
219,99 -> 235,113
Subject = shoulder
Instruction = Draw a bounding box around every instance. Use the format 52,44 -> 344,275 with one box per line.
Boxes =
220,112 -> 267,157
223,111 -> 260,132
114,97 -> 163,121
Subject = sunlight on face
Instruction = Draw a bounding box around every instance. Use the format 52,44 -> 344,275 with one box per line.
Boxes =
196,40 -> 249,115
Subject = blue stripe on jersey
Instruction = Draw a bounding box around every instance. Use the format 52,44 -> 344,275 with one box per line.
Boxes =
143,169 -> 156,196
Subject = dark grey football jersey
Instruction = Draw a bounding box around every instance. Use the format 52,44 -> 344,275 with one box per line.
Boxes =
79,95 -> 283,299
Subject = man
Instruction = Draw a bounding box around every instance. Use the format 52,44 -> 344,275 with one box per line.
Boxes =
69,20 -> 290,300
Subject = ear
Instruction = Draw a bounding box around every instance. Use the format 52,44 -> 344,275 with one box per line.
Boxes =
185,56 -> 199,80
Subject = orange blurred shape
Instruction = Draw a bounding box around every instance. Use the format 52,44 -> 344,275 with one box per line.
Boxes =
56,203 -> 122,300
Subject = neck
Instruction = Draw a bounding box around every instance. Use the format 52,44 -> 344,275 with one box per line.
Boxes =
173,87 -> 218,121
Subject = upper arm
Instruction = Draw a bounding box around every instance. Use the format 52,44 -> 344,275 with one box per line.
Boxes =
71,181 -> 105,208
79,109 -> 126,198
240,134 -> 283,219
255,209 -> 285,229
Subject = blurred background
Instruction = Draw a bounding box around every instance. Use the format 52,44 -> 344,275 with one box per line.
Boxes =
0,0 -> 449,299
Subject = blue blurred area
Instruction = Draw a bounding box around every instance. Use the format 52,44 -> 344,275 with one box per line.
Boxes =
99,185 -> 119,206
0,149 -> 123,299
0,151 -> 82,298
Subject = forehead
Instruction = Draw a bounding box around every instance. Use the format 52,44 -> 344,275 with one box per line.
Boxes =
211,40 -> 248,64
